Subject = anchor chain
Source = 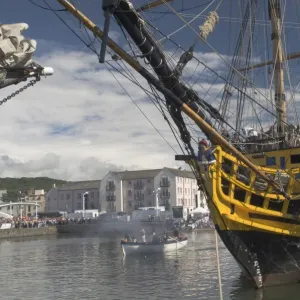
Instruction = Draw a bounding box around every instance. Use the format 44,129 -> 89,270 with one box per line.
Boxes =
0,79 -> 38,106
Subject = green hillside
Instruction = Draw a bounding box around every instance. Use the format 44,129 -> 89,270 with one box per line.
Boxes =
0,177 -> 67,202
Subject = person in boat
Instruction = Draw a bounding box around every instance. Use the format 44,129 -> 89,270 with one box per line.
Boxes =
173,229 -> 184,241
124,234 -> 135,242
162,231 -> 169,242
122,234 -> 131,243
173,229 -> 179,238
152,231 -> 160,244
140,228 -> 146,243
197,138 -> 216,164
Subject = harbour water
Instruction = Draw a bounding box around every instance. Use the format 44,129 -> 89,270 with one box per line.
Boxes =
0,230 -> 300,300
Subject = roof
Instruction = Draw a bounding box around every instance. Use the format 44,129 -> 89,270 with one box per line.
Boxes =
115,169 -> 161,180
164,168 -> 196,179
57,180 -> 101,191
113,167 -> 195,180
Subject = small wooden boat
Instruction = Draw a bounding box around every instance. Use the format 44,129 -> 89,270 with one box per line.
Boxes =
121,237 -> 188,255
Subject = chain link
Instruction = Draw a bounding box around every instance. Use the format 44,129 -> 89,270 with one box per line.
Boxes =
0,79 -> 39,106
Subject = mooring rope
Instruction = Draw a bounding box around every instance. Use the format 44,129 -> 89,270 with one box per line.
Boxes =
215,229 -> 223,300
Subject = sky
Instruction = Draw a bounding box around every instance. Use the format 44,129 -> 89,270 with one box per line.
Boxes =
0,0 -> 299,181
0,0 -> 198,180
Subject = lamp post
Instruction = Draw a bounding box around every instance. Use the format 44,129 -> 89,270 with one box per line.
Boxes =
82,192 -> 89,218
20,198 -> 23,220
155,187 -> 161,218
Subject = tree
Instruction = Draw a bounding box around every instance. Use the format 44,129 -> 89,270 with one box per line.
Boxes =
2,190 -> 21,202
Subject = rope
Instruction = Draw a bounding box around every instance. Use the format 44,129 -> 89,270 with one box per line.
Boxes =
215,229 -> 223,300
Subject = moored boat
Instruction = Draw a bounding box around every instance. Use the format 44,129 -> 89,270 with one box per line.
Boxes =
121,237 -> 188,256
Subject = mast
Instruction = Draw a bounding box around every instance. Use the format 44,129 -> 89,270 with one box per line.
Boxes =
55,0 -> 288,198
268,0 -> 286,135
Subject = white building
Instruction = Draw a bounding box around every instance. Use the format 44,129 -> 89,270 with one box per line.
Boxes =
0,200 -> 20,217
100,167 -> 207,218
0,189 -> 47,218
23,188 -> 46,214
45,180 -> 101,213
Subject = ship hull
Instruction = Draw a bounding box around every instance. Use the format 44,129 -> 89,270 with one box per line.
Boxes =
216,226 -> 300,288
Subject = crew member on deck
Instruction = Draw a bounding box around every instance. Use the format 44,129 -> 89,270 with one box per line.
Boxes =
197,138 -> 216,164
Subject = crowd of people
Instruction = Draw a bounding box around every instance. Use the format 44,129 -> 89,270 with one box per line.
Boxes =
186,214 -> 214,229
0,216 -> 94,229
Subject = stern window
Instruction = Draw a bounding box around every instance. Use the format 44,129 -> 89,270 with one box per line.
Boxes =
266,157 -> 276,166
291,154 -> 300,164
250,194 -> 264,207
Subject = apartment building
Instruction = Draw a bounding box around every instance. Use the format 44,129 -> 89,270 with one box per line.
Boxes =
45,180 -> 101,213
100,167 -> 205,218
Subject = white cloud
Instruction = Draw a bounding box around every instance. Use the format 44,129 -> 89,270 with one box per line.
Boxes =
0,45 -> 188,180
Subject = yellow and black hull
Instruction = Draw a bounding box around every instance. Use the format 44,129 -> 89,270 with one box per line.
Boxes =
192,146 -> 300,288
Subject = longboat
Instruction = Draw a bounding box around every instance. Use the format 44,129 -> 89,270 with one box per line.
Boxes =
121,237 -> 188,255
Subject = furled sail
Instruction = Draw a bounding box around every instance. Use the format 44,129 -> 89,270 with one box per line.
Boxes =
0,23 -> 53,89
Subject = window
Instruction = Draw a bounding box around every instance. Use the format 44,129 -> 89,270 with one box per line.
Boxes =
180,187 -> 182,193
77,203 -> 81,209
266,157 -> 276,166
91,192 -> 94,199
128,190 -> 132,196
185,188 -> 187,193
129,180 -> 131,184
128,201 -> 132,208
90,202 -> 95,209
250,194 -> 264,207
147,188 -> 152,194
193,189 -> 195,195
147,178 -> 151,183
107,181 -> 115,190
291,154 -> 300,164
161,177 -> 169,187
97,192 -> 99,198
162,189 -> 169,197
77,193 -> 81,199
177,187 -> 180,193
280,157 -> 286,169
66,194 -> 70,200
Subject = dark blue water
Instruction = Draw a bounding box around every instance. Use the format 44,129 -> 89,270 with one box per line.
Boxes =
0,231 -> 299,299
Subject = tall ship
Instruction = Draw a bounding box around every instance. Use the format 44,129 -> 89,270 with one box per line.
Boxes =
6,0 -> 300,288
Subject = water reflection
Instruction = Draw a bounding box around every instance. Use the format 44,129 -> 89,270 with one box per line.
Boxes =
1,232 -> 300,299
230,276 -> 300,300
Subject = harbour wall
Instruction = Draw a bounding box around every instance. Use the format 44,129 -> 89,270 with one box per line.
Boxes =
0,225 -> 214,240
0,227 -> 57,239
